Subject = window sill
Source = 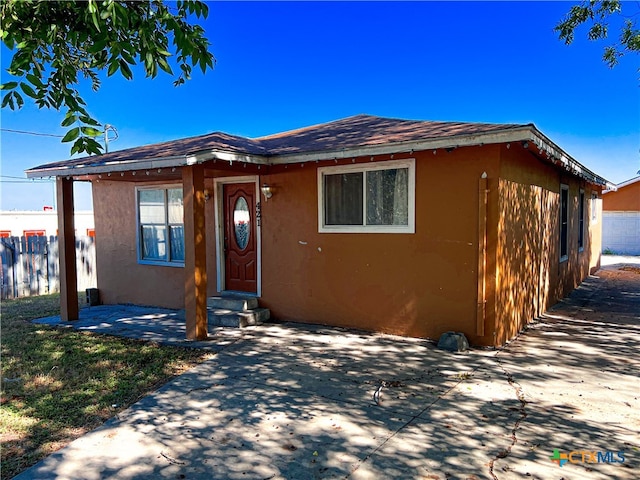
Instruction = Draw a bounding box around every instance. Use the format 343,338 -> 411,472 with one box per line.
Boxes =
138,260 -> 184,268
319,226 -> 415,234
559,255 -> 569,263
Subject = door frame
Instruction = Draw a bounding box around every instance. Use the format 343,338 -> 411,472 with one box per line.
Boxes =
213,176 -> 262,297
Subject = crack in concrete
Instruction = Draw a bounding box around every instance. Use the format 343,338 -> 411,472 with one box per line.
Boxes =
488,355 -> 528,480
344,365 -> 487,479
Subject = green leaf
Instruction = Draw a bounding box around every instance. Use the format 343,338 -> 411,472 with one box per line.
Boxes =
61,114 -> 77,127
157,57 -> 173,75
19,82 -> 38,99
1,92 -> 14,109
0,81 -> 18,90
85,138 -> 103,155
14,91 -> 24,109
79,115 -> 101,127
25,73 -> 44,88
119,60 -> 133,80
80,126 -> 102,137
61,127 -> 80,143
107,60 -> 119,76
70,142 -> 81,156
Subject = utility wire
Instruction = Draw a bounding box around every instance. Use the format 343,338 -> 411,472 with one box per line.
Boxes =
0,176 -> 53,183
1,128 -> 64,138
0,180 -> 52,184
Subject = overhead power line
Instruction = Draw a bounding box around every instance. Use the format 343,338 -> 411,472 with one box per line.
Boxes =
1,128 -> 64,138
0,175 -> 53,183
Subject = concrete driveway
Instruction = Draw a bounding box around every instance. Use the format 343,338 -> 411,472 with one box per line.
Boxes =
18,258 -> 639,479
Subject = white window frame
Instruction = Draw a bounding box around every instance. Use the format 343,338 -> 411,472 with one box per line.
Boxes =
317,159 -> 416,234
590,192 -> 598,224
559,184 -> 569,263
578,189 -> 585,252
136,184 -> 184,267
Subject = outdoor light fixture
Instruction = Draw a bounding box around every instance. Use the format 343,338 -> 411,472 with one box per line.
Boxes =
261,184 -> 273,201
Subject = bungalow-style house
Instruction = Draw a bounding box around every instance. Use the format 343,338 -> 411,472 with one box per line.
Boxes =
26,115 -> 610,346
602,176 -> 640,255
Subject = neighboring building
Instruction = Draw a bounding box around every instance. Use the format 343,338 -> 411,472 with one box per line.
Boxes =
0,210 -> 95,238
602,176 -> 640,255
25,115 -> 610,346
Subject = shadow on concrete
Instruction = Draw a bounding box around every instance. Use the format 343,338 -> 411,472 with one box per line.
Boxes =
18,263 -> 639,479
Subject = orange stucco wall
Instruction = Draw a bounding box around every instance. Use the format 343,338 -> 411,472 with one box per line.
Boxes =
602,180 -> 640,212
93,180 -> 186,308
91,143 -> 603,347
259,146 -> 501,345
494,145 -> 602,345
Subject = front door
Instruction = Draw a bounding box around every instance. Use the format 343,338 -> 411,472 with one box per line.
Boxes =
223,183 -> 257,293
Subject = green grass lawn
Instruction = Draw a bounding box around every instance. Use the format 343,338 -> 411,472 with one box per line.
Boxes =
0,293 -> 212,479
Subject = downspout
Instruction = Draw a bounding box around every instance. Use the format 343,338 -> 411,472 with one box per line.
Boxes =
477,172 -> 488,336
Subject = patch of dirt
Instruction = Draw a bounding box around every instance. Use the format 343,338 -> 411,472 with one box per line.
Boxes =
620,266 -> 640,274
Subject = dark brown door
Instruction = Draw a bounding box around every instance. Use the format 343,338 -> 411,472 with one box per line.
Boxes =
224,183 -> 257,293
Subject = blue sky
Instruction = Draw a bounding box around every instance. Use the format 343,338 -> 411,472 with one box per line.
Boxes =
1,1 -> 638,211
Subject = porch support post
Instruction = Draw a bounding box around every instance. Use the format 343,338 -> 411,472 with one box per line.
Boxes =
56,177 -> 79,321
183,164 -> 208,340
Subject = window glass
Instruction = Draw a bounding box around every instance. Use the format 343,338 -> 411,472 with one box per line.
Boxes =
167,188 -> 183,224
138,187 -> 184,264
318,159 -> 415,233
139,190 -> 165,224
142,225 -> 167,260
560,186 -> 569,259
366,168 -> 408,225
233,196 -> 251,250
324,172 -> 363,225
169,225 -> 185,261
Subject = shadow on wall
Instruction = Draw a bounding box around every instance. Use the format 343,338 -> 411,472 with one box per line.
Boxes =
495,181 -> 595,345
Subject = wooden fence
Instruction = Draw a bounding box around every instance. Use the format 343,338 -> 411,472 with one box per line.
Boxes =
0,235 -> 96,300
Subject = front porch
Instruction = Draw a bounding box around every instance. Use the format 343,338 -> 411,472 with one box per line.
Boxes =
54,159 -> 270,340
32,303 -> 251,351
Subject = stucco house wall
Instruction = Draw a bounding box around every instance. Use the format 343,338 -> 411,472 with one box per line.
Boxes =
601,178 -> 640,255
27,115 -> 610,347
494,145 -> 602,344
91,142 -> 602,347
259,145 -> 501,345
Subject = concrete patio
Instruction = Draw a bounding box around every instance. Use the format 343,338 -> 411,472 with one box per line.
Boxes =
19,257 -> 640,479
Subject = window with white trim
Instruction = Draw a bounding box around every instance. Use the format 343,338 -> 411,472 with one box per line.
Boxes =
560,184 -> 569,262
137,186 -> 184,265
590,193 -> 598,223
318,159 -> 415,233
578,189 -> 585,251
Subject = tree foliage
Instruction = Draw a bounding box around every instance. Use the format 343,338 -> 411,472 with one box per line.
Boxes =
0,0 -> 215,155
555,0 -> 639,68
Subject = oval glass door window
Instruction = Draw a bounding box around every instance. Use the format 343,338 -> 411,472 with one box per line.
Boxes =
233,196 -> 250,250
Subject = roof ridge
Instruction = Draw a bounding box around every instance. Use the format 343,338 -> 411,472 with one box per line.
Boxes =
254,114 -> 380,140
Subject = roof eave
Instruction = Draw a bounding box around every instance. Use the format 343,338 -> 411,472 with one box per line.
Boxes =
603,175 -> 640,193
25,150 -> 269,179
269,126 -> 611,187
267,127 -> 535,164
25,124 -> 611,188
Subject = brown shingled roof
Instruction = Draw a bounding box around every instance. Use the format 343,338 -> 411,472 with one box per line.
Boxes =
258,114 -> 528,155
27,114 -> 529,174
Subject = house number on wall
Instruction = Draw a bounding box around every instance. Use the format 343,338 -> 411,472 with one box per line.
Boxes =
256,201 -> 262,227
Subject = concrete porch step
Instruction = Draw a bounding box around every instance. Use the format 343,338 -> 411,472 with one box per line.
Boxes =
207,295 -> 258,311
207,295 -> 270,328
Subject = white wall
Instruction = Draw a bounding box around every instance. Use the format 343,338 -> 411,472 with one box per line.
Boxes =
0,211 -> 95,237
602,212 -> 640,255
